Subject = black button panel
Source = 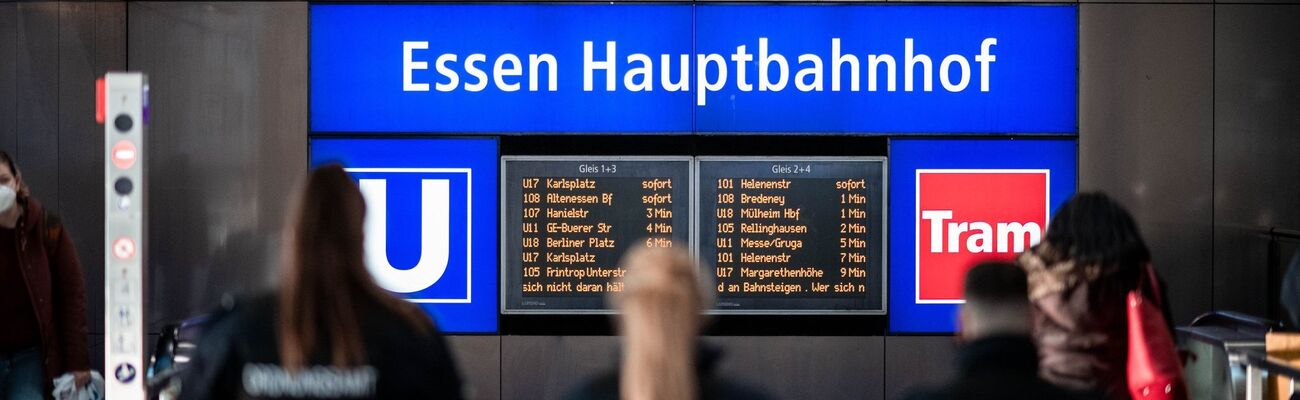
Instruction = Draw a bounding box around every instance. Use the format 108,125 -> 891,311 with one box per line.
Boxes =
114,114 -> 133,133
114,177 -> 133,195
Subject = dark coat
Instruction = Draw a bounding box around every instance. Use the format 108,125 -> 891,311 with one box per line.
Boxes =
178,294 -> 464,400
10,197 -> 90,396
900,335 -> 1103,400
1018,244 -> 1174,400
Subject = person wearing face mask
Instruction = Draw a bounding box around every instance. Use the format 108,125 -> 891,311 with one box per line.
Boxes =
0,151 -> 91,400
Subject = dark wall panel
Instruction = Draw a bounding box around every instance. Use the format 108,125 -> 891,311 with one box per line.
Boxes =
1213,4 -> 1300,319
0,2 -> 124,356
499,336 -> 881,400
1215,0 -> 1299,6
3,0 -> 1299,395
449,336 -> 503,400
1,4 -> 16,153
129,1 -> 308,331
706,336 -> 884,400
1082,0 -> 1210,4
501,336 -> 620,400
892,0 -> 1072,4
1079,4 -> 1214,325
58,1 -> 127,337
14,3 -> 60,204
885,336 -> 957,400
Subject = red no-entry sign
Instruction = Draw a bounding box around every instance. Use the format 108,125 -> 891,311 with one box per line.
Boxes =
112,140 -> 137,170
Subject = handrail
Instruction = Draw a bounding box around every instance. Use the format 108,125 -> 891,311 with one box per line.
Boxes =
1231,347 -> 1300,400
1270,227 -> 1300,241
1227,348 -> 1300,400
1240,349 -> 1300,381
1190,311 -> 1278,332
1213,224 -> 1300,240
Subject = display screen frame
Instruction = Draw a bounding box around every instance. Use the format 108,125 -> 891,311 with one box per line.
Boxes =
694,156 -> 889,316
500,155 -> 697,315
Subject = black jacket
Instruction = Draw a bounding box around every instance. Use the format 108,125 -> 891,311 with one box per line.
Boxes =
900,335 -> 1103,400
177,294 -> 463,400
565,344 -> 773,400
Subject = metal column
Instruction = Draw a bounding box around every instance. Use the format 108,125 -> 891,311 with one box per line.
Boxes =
99,72 -> 147,400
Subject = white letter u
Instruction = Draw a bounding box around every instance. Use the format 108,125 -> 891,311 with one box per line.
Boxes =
358,179 -> 451,293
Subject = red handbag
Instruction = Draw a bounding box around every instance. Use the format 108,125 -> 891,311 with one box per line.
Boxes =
1127,265 -> 1188,399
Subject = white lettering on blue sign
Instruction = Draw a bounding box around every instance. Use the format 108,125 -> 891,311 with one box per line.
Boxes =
402,37 -> 998,106
359,178 -> 452,294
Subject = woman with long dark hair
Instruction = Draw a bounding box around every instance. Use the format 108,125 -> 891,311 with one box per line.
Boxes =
0,151 -> 91,400
180,165 -> 463,399
1017,192 -> 1173,399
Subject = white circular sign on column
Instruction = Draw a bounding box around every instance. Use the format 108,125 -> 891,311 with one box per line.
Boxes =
112,237 -> 136,261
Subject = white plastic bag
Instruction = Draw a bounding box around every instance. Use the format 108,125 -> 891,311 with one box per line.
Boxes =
51,371 -> 105,400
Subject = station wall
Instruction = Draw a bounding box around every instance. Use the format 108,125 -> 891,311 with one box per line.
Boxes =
3,1 -> 1300,399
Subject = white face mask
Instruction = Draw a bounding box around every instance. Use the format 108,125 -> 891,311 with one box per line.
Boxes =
0,185 -> 16,213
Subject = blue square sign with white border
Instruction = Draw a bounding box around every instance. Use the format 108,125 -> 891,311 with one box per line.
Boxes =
310,137 -> 498,333
889,138 -> 1076,334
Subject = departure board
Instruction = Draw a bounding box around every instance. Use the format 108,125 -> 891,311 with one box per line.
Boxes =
502,157 -> 692,313
697,158 -> 887,314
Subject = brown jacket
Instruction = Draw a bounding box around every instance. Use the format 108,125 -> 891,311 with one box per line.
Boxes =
10,197 -> 90,393
1018,244 -> 1142,400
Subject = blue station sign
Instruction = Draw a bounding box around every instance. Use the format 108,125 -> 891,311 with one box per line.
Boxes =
310,138 -> 500,333
888,138 -> 1077,333
310,4 -> 1077,134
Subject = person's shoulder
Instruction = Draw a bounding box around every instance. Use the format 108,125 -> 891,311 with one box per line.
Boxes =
21,196 -> 45,215
361,302 -> 454,375
19,197 -> 56,235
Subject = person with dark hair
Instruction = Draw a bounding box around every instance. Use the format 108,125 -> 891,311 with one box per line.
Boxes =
0,151 -> 91,400
1017,192 -> 1173,399
901,262 -> 1100,400
178,165 -> 463,399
